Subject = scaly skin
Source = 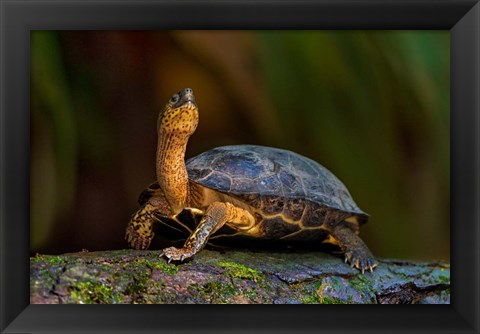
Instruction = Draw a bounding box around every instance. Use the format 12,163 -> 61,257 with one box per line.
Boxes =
156,94 -> 198,215
125,203 -> 157,250
327,222 -> 378,274
125,188 -> 172,250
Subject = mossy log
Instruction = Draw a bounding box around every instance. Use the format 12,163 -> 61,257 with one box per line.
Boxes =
30,249 -> 450,304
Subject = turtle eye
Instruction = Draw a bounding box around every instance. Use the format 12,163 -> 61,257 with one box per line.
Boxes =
171,94 -> 180,103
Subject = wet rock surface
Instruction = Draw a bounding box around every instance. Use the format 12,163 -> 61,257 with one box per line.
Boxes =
30,249 -> 450,304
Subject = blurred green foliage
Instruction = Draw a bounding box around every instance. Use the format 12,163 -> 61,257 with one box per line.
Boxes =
30,30 -> 449,261
31,31 -> 77,250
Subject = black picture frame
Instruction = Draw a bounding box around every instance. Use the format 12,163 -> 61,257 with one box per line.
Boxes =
1,0 -> 479,333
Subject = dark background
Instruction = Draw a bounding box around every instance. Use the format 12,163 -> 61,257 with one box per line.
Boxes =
30,30 -> 450,261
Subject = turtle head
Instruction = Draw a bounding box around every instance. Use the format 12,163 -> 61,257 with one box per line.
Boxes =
158,88 -> 199,136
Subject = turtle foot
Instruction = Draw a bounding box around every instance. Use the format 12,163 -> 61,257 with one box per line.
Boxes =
161,246 -> 195,263
125,224 -> 153,250
126,204 -> 156,250
344,249 -> 378,274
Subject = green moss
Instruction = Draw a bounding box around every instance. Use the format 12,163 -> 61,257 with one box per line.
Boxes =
422,268 -> 450,286
190,281 -> 237,303
244,289 -> 257,300
70,280 -> 122,304
218,261 -> 264,282
301,293 -> 320,304
301,281 -> 353,304
202,281 -> 236,296
149,262 -> 179,275
318,282 -> 342,304
318,295 -> 348,304
31,254 -> 64,265
302,291 -> 350,304
134,258 -> 179,275
47,256 -> 65,265
349,274 -> 371,292
125,271 -> 150,296
437,273 -> 450,284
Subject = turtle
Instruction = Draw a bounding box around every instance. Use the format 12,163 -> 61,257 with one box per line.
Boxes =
125,88 -> 378,273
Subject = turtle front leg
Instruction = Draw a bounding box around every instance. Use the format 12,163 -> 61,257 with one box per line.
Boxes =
126,195 -> 172,250
329,224 -> 378,274
125,203 -> 157,250
162,202 -> 255,262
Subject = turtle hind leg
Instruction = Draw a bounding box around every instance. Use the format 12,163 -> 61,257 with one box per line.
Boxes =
162,202 -> 255,262
329,223 -> 378,273
125,203 -> 157,250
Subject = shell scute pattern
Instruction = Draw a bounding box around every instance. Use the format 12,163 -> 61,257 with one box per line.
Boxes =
186,145 -> 366,216
278,169 -> 304,195
257,175 -> 282,194
201,171 -> 232,191
228,155 -> 265,179
262,196 -> 285,215
282,198 -> 305,221
232,177 -> 258,194
301,205 -> 329,228
240,194 -> 263,209
187,167 -> 212,181
261,216 -> 301,238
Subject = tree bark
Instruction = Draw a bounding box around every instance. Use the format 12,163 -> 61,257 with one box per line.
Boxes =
30,249 -> 450,304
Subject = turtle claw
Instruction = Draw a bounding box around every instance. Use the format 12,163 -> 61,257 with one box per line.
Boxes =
365,258 -> 378,273
344,250 -> 378,274
161,246 -> 194,263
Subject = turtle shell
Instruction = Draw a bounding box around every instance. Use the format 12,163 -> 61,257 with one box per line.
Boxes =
186,145 -> 367,218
